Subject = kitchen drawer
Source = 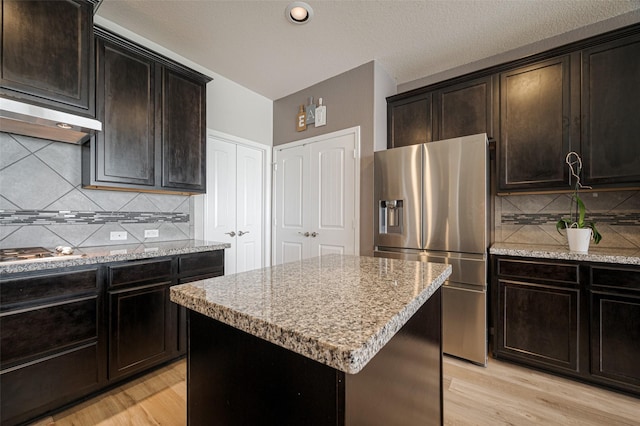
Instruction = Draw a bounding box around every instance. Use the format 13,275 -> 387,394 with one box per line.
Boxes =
178,250 -> 224,279
0,342 -> 101,426
0,268 -> 98,307
108,258 -> 172,288
1,296 -> 98,367
497,258 -> 579,284
590,265 -> 640,291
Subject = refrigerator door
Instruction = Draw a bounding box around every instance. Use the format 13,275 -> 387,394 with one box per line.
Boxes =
374,144 -> 422,250
423,134 -> 488,254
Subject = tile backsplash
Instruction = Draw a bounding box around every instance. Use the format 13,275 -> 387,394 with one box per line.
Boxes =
495,190 -> 640,249
0,132 -> 195,248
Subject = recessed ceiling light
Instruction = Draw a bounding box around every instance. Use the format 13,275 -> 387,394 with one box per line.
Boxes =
285,2 -> 313,25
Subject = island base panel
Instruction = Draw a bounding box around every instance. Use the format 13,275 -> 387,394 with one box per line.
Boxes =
187,287 -> 442,425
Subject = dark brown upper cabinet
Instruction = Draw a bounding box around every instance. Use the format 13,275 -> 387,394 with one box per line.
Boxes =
388,24 -> 639,194
161,69 -> 207,192
434,76 -> 496,141
581,33 -> 640,187
498,54 -> 580,193
94,38 -> 156,187
387,94 -> 433,148
0,0 -> 95,115
83,28 -> 211,195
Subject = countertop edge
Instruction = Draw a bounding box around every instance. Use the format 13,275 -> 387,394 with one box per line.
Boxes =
0,240 -> 231,275
490,243 -> 640,265
170,261 -> 451,374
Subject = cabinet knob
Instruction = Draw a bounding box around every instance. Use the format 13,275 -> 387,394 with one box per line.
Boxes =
311,232 -> 319,238
225,231 -> 236,237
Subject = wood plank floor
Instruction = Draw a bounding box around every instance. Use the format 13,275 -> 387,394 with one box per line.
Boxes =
32,356 -> 639,425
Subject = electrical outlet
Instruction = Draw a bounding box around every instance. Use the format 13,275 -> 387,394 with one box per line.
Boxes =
110,231 -> 127,241
144,229 -> 159,238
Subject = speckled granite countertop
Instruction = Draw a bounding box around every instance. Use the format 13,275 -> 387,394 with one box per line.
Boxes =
490,243 -> 640,265
170,254 -> 451,374
0,239 -> 230,275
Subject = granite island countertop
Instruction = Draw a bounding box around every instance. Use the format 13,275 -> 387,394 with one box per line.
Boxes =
0,239 -> 230,275
170,254 -> 451,374
490,242 -> 640,265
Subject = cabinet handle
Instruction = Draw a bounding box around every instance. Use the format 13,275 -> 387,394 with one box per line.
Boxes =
238,230 -> 249,236
225,231 -> 236,237
311,232 -> 319,237
298,232 -> 310,237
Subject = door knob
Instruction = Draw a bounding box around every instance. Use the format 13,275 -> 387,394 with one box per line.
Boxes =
225,231 -> 236,237
311,232 -> 319,237
238,230 -> 249,236
298,232 -> 310,237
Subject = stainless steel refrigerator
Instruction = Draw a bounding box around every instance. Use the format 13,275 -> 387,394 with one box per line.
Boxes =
374,133 -> 489,366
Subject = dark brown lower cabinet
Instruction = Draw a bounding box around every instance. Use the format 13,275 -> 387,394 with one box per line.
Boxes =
493,256 -> 640,396
589,265 -> 640,393
0,250 -> 225,425
108,282 -> 172,379
0,268 -> 104,426
173,250 -> 225,355
499,280 -> 580,373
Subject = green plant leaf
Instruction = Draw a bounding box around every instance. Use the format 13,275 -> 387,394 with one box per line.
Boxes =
590,222 -> 602,244
575,195 -> 586,228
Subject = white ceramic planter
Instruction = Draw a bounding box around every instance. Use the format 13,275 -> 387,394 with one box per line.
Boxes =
567,228 -> 592,253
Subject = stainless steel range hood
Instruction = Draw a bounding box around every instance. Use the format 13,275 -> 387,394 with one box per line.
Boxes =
0,98 -> 102,144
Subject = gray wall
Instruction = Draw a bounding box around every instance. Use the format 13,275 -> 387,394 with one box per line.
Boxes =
273,61 -> 395,256
0,132 -> 194,249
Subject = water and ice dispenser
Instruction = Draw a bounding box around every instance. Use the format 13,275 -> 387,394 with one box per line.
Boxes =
379,200 -> 403,234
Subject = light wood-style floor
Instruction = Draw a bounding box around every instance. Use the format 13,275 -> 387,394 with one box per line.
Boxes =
32,356 -> 640,425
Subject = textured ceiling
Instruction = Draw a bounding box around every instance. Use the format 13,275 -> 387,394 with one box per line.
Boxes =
96,0 -> 640,100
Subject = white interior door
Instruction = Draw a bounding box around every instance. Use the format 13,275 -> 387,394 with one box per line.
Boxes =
236,145 -> 263,272
273,127 -> 359,265
206,139 -> 237,274
308,132 -> 356,257
273,144 -> 308,264
205,136 -> 264,275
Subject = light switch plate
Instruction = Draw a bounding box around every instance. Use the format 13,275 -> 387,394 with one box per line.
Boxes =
144,229 -> 159,238
110,231 -> 127,241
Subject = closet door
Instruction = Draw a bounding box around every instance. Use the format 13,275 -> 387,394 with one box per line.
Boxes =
205,138 -> 264,274
235,145 -> 264,273
273,128 -> 358,265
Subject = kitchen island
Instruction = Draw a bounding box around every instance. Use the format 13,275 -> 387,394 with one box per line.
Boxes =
170,254 -> 451,425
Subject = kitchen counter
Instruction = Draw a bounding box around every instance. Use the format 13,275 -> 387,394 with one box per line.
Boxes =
490,242 -> 640,265
171,254 -> 450,374
171,254 -> 451,425
0,239 -> 230,275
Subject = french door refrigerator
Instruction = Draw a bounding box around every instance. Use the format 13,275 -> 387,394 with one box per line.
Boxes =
374,133 -> 489,366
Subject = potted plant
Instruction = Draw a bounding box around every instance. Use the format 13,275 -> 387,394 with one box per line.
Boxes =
556,151 -> 602,253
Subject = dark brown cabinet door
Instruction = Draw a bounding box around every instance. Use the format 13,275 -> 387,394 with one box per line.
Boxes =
434,76 -> 495,141
161,69 -> 207,192
494,258 -> 583,375
581,33 -> 640,186
94,38 -> 156,186
498,279 -> 580,372
498,55 -> 579,192
0,0 -> 94,113
589,265 -> 640,393
387,94 -> 433,148
108,282 -> 172,379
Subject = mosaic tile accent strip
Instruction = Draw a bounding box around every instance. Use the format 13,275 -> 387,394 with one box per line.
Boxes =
0,210 -> 189,226
501,212 -> 640,226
